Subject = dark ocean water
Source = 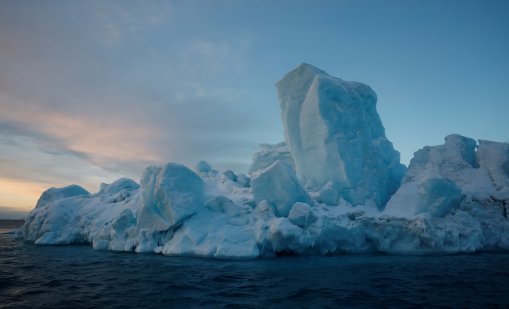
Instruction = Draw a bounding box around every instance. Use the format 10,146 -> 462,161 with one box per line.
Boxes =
1,220 -> 509,308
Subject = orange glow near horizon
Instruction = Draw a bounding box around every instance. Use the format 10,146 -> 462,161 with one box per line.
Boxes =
0,177 -> 47,211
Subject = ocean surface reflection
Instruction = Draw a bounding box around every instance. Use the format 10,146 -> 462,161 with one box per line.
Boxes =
1,221 -> 508,308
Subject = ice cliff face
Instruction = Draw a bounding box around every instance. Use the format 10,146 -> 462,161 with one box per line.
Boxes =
137,163 -> 205,231
251,160 -> 310,217
19,64 -> 509,259
385,134 -> 509,218
276,63 -> 406,208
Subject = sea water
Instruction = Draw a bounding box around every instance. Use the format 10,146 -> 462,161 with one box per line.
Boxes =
1,220 -> 508,308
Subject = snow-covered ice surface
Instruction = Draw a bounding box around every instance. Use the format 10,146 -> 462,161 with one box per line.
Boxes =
249,142 -> 294,174
19,64 -> 509,259
251,160 -> 310,218
35,184 -> 90,208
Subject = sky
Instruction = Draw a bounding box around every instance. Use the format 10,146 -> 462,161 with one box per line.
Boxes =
1,0 -> 508,218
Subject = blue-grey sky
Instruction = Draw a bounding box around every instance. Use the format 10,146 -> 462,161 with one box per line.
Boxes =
1,0 -> 508,217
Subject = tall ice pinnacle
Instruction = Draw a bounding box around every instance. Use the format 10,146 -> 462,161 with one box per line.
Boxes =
276,63 -> 406,209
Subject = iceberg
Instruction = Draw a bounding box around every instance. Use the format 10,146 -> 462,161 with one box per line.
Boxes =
18,64 -> 509,258
137,163 -> 205,232
248,142 -> 294,174
36,184 -> 89,208
195,160 -> 212,174
384,134 -> 508,217
276,63 -> 406,208
251,160 -> 311,217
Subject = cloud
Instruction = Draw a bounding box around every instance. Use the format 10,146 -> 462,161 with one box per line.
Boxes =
0,127 -> 121,187
0,0 -> 267,215
0,117 -> 141,210
0,95 -> 161,174
93,0 -> 173,46
0,0 -> 260,171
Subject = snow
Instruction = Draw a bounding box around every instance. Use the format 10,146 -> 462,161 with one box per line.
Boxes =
248,142 -> 294,174
317,181 -> 339,205
97,178 -> 140,204
288,202 -> 316,228
414,178 -> 463,217
195,160 -> 212,174
99,178 -> 140,196
36,184 -> 89,208
276,63 -> 406,209
251,160 -> 311,217
137,163 -> 205,232
18,64 -> 509,259
385,134 -> 509,217
476,140 -> 509,191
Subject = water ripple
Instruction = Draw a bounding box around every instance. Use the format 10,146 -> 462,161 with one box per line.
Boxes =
1,223 -> 509,308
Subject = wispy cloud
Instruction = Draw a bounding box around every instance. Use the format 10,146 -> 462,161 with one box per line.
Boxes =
0,1 -> 264,213
94,0 -> 173,46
